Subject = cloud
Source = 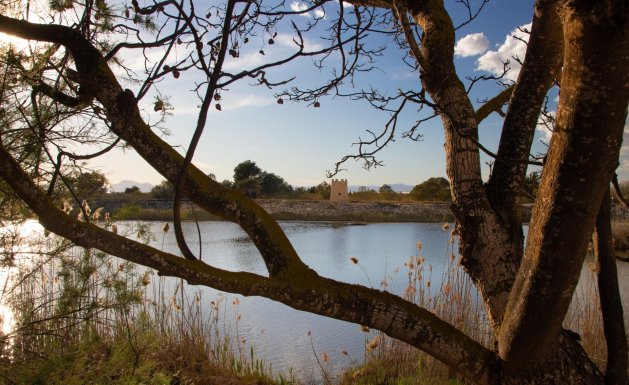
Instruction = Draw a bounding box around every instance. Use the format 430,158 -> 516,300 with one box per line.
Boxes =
616,121 -> 629,180
454,32 -> 489,57
476,23 -> 531,81
275,33 -> 324,52
222,50 -> 268,72
536,110 -> 555,143
219,94 -> 274,111
290,1 -> 312,17
222,33 -> 324,73
290,1 -> 327,18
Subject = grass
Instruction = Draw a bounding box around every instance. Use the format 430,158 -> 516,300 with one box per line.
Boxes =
0,220 -> 614,385
0,225 -> 293,385
334,226 -> 612,385
612,220 -> 629,260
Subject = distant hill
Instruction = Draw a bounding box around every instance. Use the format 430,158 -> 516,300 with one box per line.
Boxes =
349,183 -> 414,193
110,180 -> 154,193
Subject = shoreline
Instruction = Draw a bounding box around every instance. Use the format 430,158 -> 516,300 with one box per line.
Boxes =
97,198 -> 459,222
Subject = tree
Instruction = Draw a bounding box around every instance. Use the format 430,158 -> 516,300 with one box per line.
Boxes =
259,172 -> 293,198
233,160 -> 262,183
71,171 -> 109,199
124,186 -> 140,194
410,177 -> 451,202
377,184 -> 396,200
233,160 -> 263,198
0,1 -> 626,384
150,180 -> 175,200
314,181 -> 331,200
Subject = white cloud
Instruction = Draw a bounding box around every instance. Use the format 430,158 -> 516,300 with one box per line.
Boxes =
222,50 -> 268,72
275,33 -> 324,52
220,95 -> 274,111
290,1 -> 326,19
454,32 -> 489,57
290,1 -> 311,17
476,23 -> 531,81
536,110 -> 555,143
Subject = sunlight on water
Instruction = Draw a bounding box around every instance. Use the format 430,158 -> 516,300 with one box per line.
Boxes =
0,304 -> 14,336
1,220 -> 45,342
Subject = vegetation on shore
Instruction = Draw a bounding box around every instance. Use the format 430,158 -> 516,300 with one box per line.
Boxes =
1,223 -> 610,385
0,225 -> 291,385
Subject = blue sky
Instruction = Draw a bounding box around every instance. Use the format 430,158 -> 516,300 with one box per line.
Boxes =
8,0 -> 610,188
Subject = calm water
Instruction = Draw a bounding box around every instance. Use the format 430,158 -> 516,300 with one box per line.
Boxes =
141,221 -> 629,379
2,220 -> 628,380
147,221 -> 458,379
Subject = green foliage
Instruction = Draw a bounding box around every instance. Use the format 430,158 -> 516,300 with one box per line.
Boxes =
150,180 -> 175,199
349,187 -> 379,201
70,170 -> 109,199
260,172 -> 293,198
48,0 -> 73,12
523,171 -> 541,202
315,181 -> 331,199
379,184 -> 396,200
124,185 -> 141,194
233,160 -> 263,182
114,203 -> 141,219
410,178 -> 451,202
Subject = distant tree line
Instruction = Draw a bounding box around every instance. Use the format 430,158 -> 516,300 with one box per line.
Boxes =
66,161 -> 545,203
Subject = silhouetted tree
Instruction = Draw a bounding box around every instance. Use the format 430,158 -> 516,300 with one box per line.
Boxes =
0,1 -> 626,384
410,178 -> 451,202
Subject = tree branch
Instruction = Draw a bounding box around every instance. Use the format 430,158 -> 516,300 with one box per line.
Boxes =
475,85 -> 513,124
0,140 -> 501,385
594,189 -> 628,385
486,0 -> 563,240
498,1 -> 629,369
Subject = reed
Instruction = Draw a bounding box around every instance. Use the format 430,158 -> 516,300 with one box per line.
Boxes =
0,224 -> 293,385
338,226 -> 611,385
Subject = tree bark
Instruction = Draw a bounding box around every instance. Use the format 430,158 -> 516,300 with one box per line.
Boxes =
595,190 -> 628,385
498,0 -> 629,370
486,0 -> 563,273
1,1 -> 626,384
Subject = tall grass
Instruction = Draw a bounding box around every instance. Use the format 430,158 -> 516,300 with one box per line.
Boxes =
338,225 -> 611,385
0,222 -> 292,385
0,220 -> 614,385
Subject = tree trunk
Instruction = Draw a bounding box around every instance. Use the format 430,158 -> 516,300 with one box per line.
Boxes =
498,0 -> 629,374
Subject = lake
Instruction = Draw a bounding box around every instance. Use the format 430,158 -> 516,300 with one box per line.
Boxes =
2,220 -> 628,381
149,220 -> 460,380
138,220 -> 629,380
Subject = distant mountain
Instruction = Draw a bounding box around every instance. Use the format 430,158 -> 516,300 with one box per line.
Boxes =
110,180 -> 154,193
348,183 -> 414,193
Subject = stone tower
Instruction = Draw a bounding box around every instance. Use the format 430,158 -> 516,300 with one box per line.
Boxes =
330,179 -> 349,201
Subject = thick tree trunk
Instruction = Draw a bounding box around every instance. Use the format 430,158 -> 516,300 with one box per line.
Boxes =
410,0 -> 520,328
486,0 -> 563,271
0,0 -> 626,384
595,190 -> 628,385
498,0 -> 629,372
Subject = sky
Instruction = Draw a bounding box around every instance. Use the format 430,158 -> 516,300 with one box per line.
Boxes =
2,1 -> 626,189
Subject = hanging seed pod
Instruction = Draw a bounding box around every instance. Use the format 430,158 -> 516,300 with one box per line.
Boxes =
153,100 -> 164,111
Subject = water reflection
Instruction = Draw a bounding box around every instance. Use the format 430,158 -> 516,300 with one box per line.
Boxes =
2,219 -> 628,381
140,220 -> 459,377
